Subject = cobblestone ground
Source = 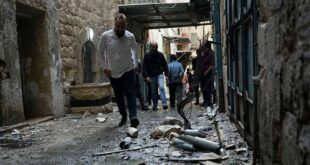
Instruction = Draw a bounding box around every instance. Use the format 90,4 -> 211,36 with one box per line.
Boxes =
0,103 -> 253,165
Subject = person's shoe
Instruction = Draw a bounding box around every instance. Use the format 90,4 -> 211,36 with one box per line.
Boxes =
130,117 -> 139,128
118,117 -> 127,127
170,105 -> 175,108
152,106 -> 158,111
163,105 -> 168,110
194,101 -> 199,105
141,106 -> 149,111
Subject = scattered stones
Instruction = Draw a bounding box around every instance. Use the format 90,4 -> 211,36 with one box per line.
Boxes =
0,104 -> 252,164
162,117 -> 183,126
236,147 -> 247,154
11,129 -> 21,134
221,155 -> 231,160
96,117 -> 107,123
225,144 -> 236,150
150,125 -> 182,139
170,151 -> 183,158
238,156 -> 250,162
199,152 -> 222,161
200,161 -> 220,165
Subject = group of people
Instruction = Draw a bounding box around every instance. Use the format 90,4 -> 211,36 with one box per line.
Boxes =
99,13 -> 214,128
192,42 -> 215,107
142,42 -> 191,111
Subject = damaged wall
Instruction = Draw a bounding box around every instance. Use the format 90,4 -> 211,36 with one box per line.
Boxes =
0,0 -> 24,125
0,0 -> 63,125
55,0 -> 122,84
257,0 -> 310,164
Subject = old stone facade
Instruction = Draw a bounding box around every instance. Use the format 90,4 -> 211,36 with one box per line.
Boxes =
55,0 -> 121,84
219,0 -> 309,164
257,0 -> 310,164
0,0 -> 63,125
0,0 -> 122,126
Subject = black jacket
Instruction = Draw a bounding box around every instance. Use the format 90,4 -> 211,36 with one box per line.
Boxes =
142,50 -> 168,78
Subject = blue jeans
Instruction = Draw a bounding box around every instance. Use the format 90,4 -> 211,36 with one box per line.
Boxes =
150,74 -> 167,109
110,70 -> 137,119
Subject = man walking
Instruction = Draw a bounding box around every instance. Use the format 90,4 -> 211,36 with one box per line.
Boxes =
142,42 -> 169,111
99,13 -> 139,128
167,55 -> 184,108
200,42 -> 214,107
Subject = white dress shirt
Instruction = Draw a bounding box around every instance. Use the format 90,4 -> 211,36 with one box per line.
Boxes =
99,29 -> 138,78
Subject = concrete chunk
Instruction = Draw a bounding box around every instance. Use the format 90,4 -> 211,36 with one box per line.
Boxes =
150,125 -> 182,139
162,117 -> 183,126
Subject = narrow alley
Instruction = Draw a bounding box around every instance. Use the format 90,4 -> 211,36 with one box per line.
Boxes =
0,0 -> 309,165
0,104 -> 252,164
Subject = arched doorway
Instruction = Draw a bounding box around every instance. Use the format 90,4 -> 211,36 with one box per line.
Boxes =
81,41 -> 96,83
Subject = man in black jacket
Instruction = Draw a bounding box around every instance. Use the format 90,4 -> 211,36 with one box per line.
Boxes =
142,42 -> 169,111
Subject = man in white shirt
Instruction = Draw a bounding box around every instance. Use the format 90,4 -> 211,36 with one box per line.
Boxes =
99,13 -> 139,128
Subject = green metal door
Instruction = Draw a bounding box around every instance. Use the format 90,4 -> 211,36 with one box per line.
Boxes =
225,0 -> 258,147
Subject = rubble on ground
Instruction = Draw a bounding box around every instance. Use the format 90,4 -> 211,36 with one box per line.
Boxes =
0,104 -> 252,164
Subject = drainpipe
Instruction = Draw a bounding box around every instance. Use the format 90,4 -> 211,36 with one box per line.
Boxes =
212,0 -> 225,112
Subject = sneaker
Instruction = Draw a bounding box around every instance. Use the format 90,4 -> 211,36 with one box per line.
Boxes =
118,117 -> 127,127
163,105 -> 168,110
130,117 -> 140,128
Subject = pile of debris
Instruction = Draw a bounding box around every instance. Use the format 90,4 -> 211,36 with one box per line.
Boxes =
91,105 -> 252,164
148,116 -> 222,164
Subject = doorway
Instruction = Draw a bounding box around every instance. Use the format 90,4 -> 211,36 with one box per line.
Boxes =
82,41 -> 96,83
16,4 -> 52,119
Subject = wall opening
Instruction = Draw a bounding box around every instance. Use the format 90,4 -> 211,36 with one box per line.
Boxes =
16,4 -> 52,119
82,41 -> 96,83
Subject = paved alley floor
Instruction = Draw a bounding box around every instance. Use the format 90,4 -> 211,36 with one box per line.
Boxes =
0,103 -> 253,165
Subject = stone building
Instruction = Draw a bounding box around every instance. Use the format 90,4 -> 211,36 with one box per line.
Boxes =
55,0 -> 121,84
0,0 -> 122,126
257,1 -> 310,164
218,0 -> 310,164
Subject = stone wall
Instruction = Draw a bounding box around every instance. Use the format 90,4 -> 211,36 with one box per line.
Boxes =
0,0 -> 63,125
55,0 -> 122,84
257,0 -> 310,164
0,0 -> 24,125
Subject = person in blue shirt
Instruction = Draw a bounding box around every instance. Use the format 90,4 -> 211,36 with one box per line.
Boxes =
167,54 -> 184,108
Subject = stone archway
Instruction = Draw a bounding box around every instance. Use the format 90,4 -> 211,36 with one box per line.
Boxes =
81,41 -> 96,83
76,27 -> 98,84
